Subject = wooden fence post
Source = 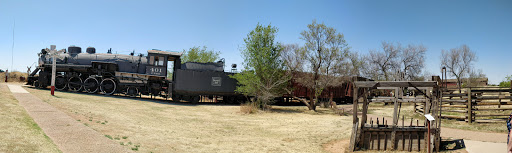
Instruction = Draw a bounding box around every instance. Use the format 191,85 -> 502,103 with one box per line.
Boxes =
467,88 -> 472,123
390,87 -> 399,150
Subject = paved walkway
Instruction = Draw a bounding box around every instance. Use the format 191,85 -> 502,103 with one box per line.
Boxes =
6,84 -> 132,153
464,140 -> 506,153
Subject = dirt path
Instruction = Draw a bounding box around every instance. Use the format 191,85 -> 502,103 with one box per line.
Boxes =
6,84 -> 132,153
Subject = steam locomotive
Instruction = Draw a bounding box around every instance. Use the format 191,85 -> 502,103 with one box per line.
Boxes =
27,46 -> 244,103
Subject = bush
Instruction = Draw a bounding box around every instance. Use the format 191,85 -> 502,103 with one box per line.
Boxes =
240,102 -> 259,114
499,75 -> 511,88
0,71 -> 28,82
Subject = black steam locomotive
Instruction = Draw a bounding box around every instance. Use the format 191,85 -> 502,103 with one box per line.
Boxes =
27,46 -> 244,103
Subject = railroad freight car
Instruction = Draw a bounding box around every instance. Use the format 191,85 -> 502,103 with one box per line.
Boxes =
280,72 -> 371,104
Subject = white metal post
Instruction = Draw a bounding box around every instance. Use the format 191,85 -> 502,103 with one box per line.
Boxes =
51,55 -> 56,95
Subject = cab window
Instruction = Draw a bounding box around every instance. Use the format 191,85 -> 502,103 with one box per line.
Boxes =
150,56 -> 165,66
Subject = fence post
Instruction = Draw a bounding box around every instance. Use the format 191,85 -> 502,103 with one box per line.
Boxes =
467,88 -> 472,123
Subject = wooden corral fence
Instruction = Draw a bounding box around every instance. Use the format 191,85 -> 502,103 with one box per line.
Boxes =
415,87 -> 512,123
349,81 -> 441,152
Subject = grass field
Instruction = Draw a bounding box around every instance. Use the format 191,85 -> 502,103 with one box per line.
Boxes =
25,87 -> 352,153
0,83 -> 60,152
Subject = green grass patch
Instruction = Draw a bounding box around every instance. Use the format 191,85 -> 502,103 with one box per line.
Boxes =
105,135 -> 113,140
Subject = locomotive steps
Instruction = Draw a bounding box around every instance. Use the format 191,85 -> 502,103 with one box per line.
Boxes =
5,84 -> 133,153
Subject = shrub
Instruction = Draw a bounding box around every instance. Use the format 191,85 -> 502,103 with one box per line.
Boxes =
240,101 -> 259,114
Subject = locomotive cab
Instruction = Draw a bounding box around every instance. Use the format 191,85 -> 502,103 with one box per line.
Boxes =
146,50 -> 182,79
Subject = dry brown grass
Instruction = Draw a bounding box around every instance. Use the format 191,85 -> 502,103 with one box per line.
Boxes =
240,101 -> 260,114
0,71 -> 28,83
25,87 -> 353,153
0,84 -> 60,152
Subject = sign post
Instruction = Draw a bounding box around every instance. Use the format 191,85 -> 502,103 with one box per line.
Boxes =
46,45 -> 64,96
424,114 -> 435,153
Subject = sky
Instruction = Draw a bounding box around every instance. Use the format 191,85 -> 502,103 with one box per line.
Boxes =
0,0 -> 511,84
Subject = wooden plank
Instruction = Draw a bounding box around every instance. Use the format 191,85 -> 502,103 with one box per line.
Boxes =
476,96 -> 512,100
417,131 -> 421,151
348,121 -> 359,151
360,89 -> 368,149
442,93 -> 467,97
377,132 -> 380,150
441,105 -> 467,108
441,115 -> 466,120
474,114 -> 511,117
474,108 -> 512,111
441,110 -> 467,113
471,89 -> 512,92
353,87 -> 358,124
467,89 -> 473,123
402,132 -> 405,151
355,81 -> 438,88
442,99 -> 468,103
390,88 -> 399,150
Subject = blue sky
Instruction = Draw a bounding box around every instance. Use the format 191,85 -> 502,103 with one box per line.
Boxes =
0,0 -> 511,84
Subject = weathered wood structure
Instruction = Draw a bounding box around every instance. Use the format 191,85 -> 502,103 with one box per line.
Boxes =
349,81 -> 441,152
417,87 -> 512,123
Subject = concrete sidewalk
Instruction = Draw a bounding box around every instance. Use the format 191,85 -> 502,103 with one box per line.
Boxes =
6,84 -> 132,153
464,140 -> 506,153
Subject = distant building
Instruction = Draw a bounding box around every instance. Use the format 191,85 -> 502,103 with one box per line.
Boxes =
443,78 -> 488,88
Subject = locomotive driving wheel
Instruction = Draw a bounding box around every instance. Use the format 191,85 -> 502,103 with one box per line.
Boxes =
55,76 -> 67,90
68,77 -> 83,92
100,78 -> 117,95
83,77 -> 99,93
126,87 -> 139,97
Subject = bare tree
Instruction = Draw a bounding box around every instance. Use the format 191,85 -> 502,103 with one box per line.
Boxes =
366,42 -> 427,81
297,20 -> 349,111
397,44 -> 427,80
367,42 -> 400,81
281,44 -> 305,72
441,44 -> 477,92
344,52 -> 365,77
464,68 -> 486,87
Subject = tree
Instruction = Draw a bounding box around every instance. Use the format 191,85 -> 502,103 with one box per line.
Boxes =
231,23 -> 289,109
499,75 -> 512,88
346,52 -> 366,77
297,20 -> 349,111
366,42 -> 426,81
441,44 -> 477,92
397,44 -> 426,80
181,46 -> 220,63
463,68 -> 486,87
281,44 -> 305,72
367,42 -> 400,81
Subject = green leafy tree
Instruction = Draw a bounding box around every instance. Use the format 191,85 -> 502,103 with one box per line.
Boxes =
231,23 -> 289,109
499,75 -> 512,88
181,46 -> 220,63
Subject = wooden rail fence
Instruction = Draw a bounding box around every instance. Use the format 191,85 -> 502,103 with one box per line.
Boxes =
415,87 -> 512,123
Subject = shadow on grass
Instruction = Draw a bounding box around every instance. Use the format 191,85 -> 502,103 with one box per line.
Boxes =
270,107 -> 305,114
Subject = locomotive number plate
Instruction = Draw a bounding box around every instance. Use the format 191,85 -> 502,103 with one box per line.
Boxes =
211,77 -> 221,86
146,66 -> 165,76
